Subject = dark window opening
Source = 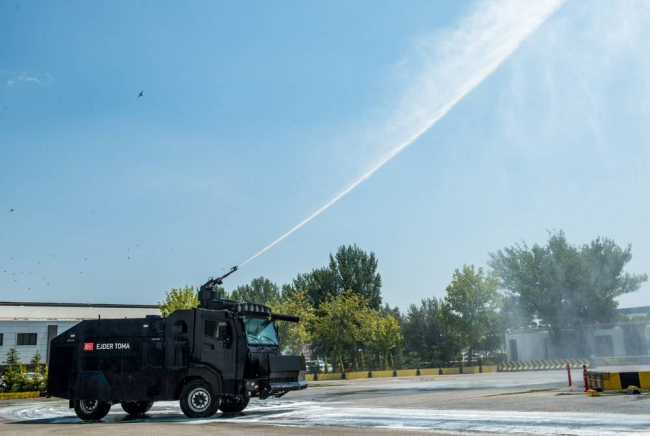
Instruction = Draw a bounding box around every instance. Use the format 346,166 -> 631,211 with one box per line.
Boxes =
204,320 -> 217,338
509,339 -> 518,361
17,333 -> 37,346
217,322 -> 231,341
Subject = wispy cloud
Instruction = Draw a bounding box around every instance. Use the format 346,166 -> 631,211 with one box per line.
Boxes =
1,70 -> 52,87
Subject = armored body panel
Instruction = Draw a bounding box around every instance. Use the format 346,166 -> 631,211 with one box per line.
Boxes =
47,295 -> 306,420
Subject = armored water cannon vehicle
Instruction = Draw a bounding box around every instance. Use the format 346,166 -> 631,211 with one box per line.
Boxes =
47,266 -> 307,421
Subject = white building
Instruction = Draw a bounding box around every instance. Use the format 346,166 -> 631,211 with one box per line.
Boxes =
0,301 -> 159,368
505,321 -> 650,361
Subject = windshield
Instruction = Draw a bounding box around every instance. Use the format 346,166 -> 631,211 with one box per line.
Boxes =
245,317 -> 279,346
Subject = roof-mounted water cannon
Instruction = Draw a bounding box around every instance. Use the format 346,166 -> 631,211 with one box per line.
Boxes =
199,266 -> 238,308
201,265 -> 237,290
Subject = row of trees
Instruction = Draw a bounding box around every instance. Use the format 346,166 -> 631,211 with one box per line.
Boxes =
1,348 -> 47,393
159,232 -> 647,370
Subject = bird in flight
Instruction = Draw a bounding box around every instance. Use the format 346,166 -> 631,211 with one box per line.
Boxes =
138,90 -> 144,98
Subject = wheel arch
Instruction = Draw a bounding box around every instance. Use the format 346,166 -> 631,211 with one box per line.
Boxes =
175,366 -> 222,399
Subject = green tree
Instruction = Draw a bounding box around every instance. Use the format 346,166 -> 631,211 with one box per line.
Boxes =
285,245 -> 383,310
1,347 -> 27,393
28,350 -> 47,392
380,303 -> 403,323
499,293 -> 535,330
575,237 -> 648,323
328,244 -> 383,310
489,231 -> 647,355
231,277 -> 281,307
402,298 -> 460,366
288,267 -> 338,309
274,290 -> 316,354
372,314 -> 402,370
158,285 -> 199,317
442,265 -> 502,363
312,291 -> 376,371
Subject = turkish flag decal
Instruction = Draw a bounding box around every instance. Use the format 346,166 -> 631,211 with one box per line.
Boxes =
83,342 -> 94,351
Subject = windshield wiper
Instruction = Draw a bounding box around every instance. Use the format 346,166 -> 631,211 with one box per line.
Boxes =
259,334 -> 278,345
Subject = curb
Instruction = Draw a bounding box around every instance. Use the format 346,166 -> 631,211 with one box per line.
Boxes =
0,392 -> 41,400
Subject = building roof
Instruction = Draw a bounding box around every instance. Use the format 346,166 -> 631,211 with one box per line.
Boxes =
0,301 -> 160,321
0,301 -> 157,309
618,306 -> 650,315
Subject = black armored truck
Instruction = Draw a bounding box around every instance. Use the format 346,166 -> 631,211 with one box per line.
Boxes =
47,267 -> 307,420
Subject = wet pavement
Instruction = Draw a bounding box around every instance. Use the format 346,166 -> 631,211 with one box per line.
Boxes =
1,368 -> 650,435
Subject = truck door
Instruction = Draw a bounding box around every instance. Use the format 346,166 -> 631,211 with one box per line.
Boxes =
202,317 -> 236,388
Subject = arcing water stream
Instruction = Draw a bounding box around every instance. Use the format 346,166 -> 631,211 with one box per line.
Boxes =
239,0 -> 564,269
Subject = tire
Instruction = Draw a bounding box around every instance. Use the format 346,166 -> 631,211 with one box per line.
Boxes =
179,380 -> 220,418
73,399 -> 112,421
121,400 -> 153,416
219,396 -> 249,413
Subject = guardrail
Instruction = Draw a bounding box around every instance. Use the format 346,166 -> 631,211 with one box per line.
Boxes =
498,359 -> 589,371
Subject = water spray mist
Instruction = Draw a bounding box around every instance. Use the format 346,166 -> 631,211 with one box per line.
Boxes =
239,0 -> 564,269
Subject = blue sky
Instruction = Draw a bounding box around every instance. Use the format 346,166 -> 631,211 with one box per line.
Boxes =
2,0 -> 649,311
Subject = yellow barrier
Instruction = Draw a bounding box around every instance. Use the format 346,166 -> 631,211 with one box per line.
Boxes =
640,372 -> 650,388
588,371 -> 650,391
305,365 -> 499,382
0,392 -> 41,400
345,371 -> 368,380
316,373 -> 344,381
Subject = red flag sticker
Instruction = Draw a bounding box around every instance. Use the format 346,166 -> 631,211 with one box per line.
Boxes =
84,342 -> 94,351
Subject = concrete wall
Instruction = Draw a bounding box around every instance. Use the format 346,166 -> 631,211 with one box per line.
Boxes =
593,327 -> 626,357
506,331 -> 550,361
506,323 -> 649,361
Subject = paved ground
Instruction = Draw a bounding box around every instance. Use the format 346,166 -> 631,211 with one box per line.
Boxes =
1,368 -> 649,435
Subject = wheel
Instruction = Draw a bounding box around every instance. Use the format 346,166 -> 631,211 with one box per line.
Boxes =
121,400 -> 153,416
179,380 -> 219,418
73,399 -> 111,421
219,396 -> 249,413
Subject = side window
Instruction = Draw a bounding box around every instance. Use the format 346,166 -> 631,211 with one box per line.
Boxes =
17,333 -> 37,346
217,322 -> 231,341
204,320 -> 217,338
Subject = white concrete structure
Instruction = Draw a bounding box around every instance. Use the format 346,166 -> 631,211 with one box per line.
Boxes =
505,322 -> 649,361
0,301 -> 159,368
